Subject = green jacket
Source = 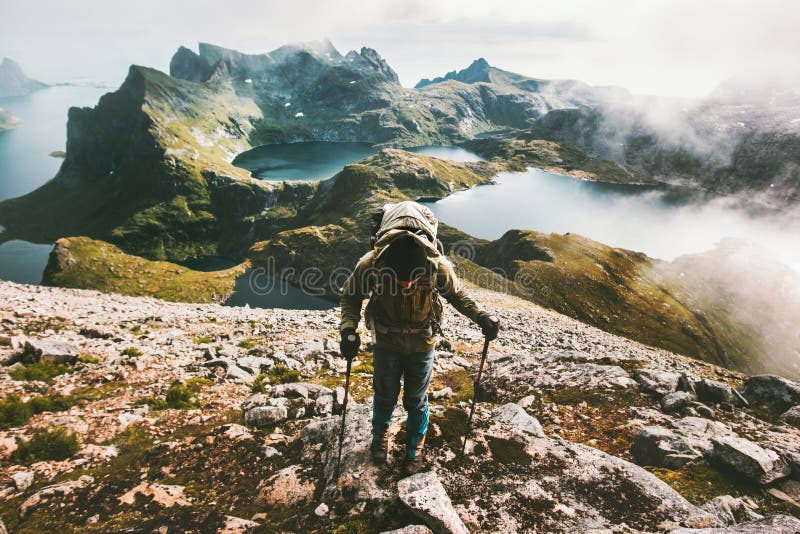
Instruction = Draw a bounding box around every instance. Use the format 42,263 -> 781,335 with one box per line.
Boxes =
340,242 -> 483,354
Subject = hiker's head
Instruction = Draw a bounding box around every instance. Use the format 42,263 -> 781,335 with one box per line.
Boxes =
383,235 -> 427,287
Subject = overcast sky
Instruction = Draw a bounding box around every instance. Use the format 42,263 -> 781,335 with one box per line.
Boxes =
1,0 -> 798,97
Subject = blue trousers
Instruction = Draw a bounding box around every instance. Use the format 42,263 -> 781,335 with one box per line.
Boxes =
371,347 -> 435,458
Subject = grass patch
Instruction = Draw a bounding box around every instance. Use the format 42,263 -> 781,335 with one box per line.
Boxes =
237,339 -> 257,349
268,365 -> 301,384
193,336 -> 214,344
184,377 -> 213,392
78,354 -> 102,364
438,368 -> 475,403
120,347 -> 142,358
142,382 -> 200,411
0,384 -> 120,429
8,361 -> 72,383
10,426 -> 80,465
351,363 -> 374,374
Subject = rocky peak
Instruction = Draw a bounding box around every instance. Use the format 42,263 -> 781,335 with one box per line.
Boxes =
415,57 -> 492,88
357,46 -> 400,84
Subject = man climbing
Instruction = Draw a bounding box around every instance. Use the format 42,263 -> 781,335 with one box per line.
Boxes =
339,201 -> 500,474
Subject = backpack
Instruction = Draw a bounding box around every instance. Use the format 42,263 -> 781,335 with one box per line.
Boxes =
365,201 -> 445,336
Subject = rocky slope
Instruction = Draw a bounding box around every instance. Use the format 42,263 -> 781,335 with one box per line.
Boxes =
0,108 -> 21,131
0,58 -> 47,98
0,280 -> 799,532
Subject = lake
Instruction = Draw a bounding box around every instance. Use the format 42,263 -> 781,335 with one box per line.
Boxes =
0,85 -> 110,286
232,142 -> 481,181
177,258 -> 336,310
423,168 -> 800,267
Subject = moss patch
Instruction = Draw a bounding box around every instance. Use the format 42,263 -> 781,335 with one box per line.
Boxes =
8,362 -> 72,383
42,237 -> 247,304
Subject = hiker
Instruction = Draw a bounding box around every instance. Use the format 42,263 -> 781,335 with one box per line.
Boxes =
339,201 -> 500,474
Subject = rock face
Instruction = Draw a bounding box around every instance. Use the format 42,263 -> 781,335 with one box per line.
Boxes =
0,58 -> 47,98
711,435 -> 791,484
397,472 -> 470,534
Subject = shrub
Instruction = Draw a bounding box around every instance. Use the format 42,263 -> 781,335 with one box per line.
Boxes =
77,354 -> 102,364
193,336 -> 213,344
165,382 -> 197,409
11,427 -> 80,465
251,373 -> 269,393
237,339 -> 257,349
268,365 -> 301,384
8,362 -> 71,383
185,377 -> 213,392
121,347 -> 142,358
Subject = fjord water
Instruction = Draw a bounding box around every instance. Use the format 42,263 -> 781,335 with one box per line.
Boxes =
232,142 -> 481,180
424,168 -> 800,267
0,86 -> 109,285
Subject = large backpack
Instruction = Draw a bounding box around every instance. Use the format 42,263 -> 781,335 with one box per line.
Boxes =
366,201 -> 445,336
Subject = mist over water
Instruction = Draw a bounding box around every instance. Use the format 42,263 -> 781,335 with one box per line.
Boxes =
425,168 -> 800,269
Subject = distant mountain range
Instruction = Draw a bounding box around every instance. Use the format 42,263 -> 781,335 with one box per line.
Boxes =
0,57 -> 47,98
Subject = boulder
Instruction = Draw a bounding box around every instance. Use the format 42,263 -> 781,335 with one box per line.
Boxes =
12,471 -> 34,491
244,406 -> 288,428
738,375 -> 800,413
779,405 -> 800,427
711,435 -> 790,485
300,404 -> 392,501
397,471 -> 469,534
236,355 -> 273,375
633,369 -> 680,396
256,465 -> 315,508
700,495 -> 763,526
661,391 -> 696,413
631,426 -> 705,468
491,403 -> 546,438
695,379 -> 734,404
272,382 -> 309,399
23,338 -> 79,364
670,514 -> 800,533
677,373 -> 697,394
225,364 -> 254,384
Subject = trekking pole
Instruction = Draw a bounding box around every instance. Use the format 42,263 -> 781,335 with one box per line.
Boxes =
334,339 -> 355,482
461,336 -> 491,457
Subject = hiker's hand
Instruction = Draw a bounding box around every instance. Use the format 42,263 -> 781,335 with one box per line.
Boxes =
477,313 -> 500,341
340,328 -> 360,360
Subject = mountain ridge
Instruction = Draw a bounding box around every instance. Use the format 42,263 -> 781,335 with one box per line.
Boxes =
0,58 -> 47,98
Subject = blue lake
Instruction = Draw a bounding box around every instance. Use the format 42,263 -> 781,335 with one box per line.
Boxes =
0,86 -> 110,285
232,142 -> 481,181
423,168 -> 800,266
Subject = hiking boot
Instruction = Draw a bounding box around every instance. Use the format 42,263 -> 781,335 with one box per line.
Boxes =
370,435 -> 388,464
403,451 -> 426,475
403,434 -> 426,475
